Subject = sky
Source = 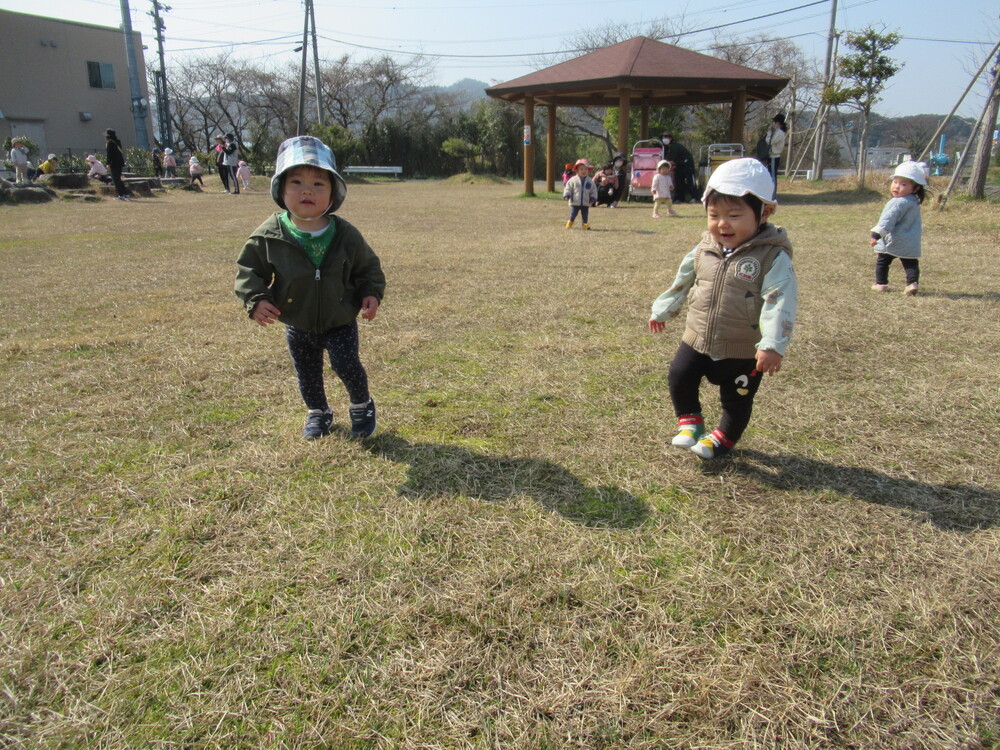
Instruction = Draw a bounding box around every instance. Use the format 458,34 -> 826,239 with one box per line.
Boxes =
2,0 -> 997,119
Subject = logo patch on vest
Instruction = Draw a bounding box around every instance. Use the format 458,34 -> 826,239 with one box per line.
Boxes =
734,257 -> 761,282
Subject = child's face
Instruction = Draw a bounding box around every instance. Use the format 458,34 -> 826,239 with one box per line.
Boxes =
890,177 -> 917,198
282,165 -> 333,221
706,196 -> 772,250
575,164 -> 588,177
658,164 -> 670,174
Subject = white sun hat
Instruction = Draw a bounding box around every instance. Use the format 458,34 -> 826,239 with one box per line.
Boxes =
892,160 -> 929,186
702,157 -> 777,206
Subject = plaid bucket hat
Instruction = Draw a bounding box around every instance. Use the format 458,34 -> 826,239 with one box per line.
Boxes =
270,135 -> 347,214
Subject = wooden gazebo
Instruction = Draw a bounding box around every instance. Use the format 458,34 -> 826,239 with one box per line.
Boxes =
485,36 -> 789,194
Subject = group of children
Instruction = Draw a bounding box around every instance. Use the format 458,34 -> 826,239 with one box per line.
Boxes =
188,155 -> 251,190
563,157 -> 681,227
235,134 -> 927,459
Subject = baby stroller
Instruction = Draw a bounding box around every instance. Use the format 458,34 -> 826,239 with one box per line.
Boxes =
628,139 -> 664,201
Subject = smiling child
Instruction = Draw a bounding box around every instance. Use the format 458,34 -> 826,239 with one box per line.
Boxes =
649,158 -> 798,459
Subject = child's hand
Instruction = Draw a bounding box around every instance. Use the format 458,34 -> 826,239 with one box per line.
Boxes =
251,300 -> 281,327
360,296 -> 379,321
755,349 -> 783,375
648,319 -> 665,333
870,237 -> 878,247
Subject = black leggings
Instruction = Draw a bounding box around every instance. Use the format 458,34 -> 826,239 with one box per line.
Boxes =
286,321 -> 370,411
109,165 -> 128,197
667,342 -> 763,444
874,253 -> 919,285
218,163 -> 230,191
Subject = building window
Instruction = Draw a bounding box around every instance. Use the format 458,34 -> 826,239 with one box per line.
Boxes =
87,61 -> 116,90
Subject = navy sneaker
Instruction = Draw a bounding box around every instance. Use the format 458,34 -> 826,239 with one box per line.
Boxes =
302,409 -> 333,440
349,399 -> 377,439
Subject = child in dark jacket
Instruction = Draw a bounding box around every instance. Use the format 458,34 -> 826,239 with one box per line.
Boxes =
235,136 -> 386,440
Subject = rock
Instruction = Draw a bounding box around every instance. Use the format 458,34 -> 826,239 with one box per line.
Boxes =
1,185 -> 57,204
44,173 -> 91,190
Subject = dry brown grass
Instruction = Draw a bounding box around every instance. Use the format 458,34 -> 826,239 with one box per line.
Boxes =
1,174 -> 998,749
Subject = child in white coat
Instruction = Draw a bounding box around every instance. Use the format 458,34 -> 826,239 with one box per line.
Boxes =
651,160 -> 677,218
562,159 -> 598,230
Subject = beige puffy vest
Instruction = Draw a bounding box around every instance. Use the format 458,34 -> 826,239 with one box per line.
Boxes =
682,224 -> 792,359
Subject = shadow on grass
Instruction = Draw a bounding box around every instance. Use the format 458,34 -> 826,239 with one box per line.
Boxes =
918,291 -> 1000,302
367,432 -> 649,529
707,449 -> 999,532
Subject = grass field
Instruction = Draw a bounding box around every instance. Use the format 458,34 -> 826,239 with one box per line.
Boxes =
1,174 -> 999,749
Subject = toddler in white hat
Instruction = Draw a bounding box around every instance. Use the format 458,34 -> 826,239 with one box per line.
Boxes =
869,160 -> 928,296
649,158 -> 798,459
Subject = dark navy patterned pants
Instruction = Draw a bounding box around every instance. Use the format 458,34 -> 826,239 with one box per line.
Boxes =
286,321 -> 370,410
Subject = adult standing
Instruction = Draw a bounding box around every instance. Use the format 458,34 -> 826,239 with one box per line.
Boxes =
661,133 -> 698,203
214,135 -> 230,193
9,138 -> 30,183
223,133 -> 240,194
766,114 -> 788,185
610,152 -> 628,207
152,148 -> 163,178
104,128 -> 130,200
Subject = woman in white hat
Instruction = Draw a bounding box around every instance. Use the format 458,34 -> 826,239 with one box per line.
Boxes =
869,160 -> 928,296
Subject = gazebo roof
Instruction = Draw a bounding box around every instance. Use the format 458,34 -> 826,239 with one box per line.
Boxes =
486,36 -> 788,107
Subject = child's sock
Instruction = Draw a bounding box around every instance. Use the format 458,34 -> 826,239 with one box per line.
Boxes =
670,414 -> 704,448
691,428 -> 734,459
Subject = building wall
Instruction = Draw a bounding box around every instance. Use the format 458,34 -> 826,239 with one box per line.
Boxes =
0,9 -> 153,158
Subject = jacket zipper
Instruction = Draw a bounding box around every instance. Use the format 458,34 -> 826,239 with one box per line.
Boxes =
314,267 -> 322,330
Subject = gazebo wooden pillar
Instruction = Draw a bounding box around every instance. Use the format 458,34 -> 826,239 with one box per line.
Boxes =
617,88 -> 631,155
546,104 -> 557,193
730,90 -> 747,143
523,94 -> 534,195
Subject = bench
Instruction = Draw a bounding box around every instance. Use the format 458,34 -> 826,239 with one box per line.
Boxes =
342,165 -> 402,178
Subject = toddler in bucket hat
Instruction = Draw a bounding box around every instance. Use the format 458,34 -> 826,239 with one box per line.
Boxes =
271,135 -> 348,215
236,134 -> 385,442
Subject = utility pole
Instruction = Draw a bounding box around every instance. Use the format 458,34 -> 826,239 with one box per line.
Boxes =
149,0 -> 174,149
119,0 -> 150,149
811,0 -> 838,180
296,0 -> 324,134
310,0 -> 324,127
296,0 -> 310,135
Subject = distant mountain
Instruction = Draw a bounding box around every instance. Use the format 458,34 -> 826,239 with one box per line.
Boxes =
425,78 -> 490,108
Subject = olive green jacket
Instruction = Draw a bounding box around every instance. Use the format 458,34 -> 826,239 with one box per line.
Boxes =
234,213 -> 385,333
